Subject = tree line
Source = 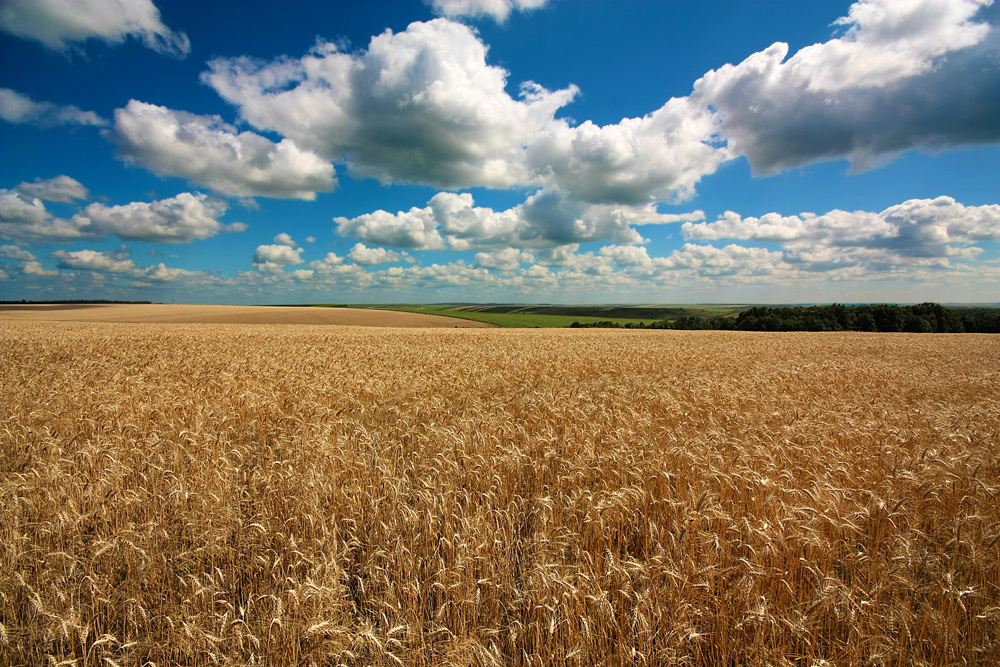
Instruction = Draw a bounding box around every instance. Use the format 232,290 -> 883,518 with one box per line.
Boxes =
570,303 -> 1000,333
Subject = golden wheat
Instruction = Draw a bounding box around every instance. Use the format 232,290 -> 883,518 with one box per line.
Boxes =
1,322 -> 998,666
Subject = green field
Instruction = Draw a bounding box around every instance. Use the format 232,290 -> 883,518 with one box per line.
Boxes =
315,303 -> 748,328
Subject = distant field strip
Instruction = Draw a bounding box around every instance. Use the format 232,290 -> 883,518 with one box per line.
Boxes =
2,324 -> 998,666
0,303 -> 491,327
321,304 -> 718,327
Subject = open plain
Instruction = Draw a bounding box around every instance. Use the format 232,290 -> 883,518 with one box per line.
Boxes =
0,303 -> 491,327
1,321 -> 998,666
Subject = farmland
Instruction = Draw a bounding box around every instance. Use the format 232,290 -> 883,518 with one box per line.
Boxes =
317,304 -> 744,328
1,322 -> 998,666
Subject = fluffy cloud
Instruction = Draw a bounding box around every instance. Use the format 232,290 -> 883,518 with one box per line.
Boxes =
15,175 -> 89,203
347,242 -> 402,265
252,243 -> 304,272
111,101 -> 336,200
0,88 -> 106,127
273,232 -> 297,246
198,17 -> 734,204
21,260 -> 58,276
336,190 -> 703,250
475,248 -> 535,270
185,2 -> 1000,210
308,252 -> 346,270
0,187 -> 241,245
0,0 -> 189,56
53,248 -> 136,273
428,0 -> 548,22
693,0 -> 1000,173
683,196 -> 1000,262
335,201 -> 447,250
75,192 -> 240,243
0,244 -> 37,261
138,263 -> 203,281
203,19 -> 578,190
0,189 -> 90,243
525,98 -> 726,204
658,243 -> 784,276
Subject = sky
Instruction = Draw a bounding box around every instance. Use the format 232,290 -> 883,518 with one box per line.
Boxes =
1,0 -> 999,305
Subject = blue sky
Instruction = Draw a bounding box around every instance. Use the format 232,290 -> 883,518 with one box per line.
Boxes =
1,0 -> 998,304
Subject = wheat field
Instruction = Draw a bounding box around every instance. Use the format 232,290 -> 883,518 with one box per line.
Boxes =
1,322 -> 998,666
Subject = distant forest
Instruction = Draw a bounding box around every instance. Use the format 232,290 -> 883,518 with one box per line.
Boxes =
571,303 -> 1000,333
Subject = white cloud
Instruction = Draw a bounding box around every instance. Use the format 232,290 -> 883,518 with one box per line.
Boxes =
475,247 -> 534,270
21,260 -> 58,276
0,189 -> 90,244
658,243 -> 783,276
0,244 -> 37,261
336,189 -> 703,250
111,101 -> 336,200
138,263 -> 203,281
372,260 -> 496,289
0,88 -> 106,127
0,0 -> 190,56
347,242 -> 401,265
15,175 -> 89,204
526,98 -> 727,204
0,268 -> 7,280
252,243 -> 304,272
74,192 -> 239,243
201,17 -> 737,205
683,197 -> 1000,262
291,269 -> 314,281
335,202 -> 447,250
53,248 -> 136,273
203,19 -> 578,190
308,252 -> 346,270
428,0 -> 548,22
273,232 -> 297,246
693,0 -> 1000,173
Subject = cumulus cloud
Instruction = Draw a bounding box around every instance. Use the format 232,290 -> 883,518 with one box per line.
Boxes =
336,190 -> 703,250
475,247 -> 535,270
52,248 -> 136,273
347,242 -> 401,265
190,2 -> 1000,209
308,252 -> 346,270
0,0 -> 190,56
525,98 -> 726,204
203,19 -> 578,190
0,88 -> 106,127
15,175 -> 89,203
111,101 -> 336,200
683,196 -> 1000,262
428,0 -> 548,22
252,243 -> 304,272
74,192 -> 240,243
658,243 -> 784,276
21,260 -> 58,276
273,232 -> 297,246
199,17 -> 737,204
693,0 -> 1000,173
0,189 -> 90,243
138,263 -> 203,281
0,244 -> 37,261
